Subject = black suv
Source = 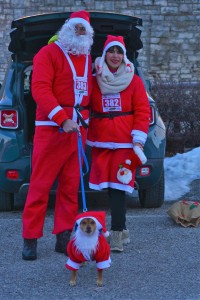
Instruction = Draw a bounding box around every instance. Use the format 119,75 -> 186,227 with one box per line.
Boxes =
0,12 -> 166,211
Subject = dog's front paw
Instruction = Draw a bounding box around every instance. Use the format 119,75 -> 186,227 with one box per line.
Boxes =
69,280 -> 76,287
97,269 -> 103,287
96,280 -> 103,287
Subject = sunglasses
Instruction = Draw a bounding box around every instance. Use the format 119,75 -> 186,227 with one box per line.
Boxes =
75,25 -> 86,33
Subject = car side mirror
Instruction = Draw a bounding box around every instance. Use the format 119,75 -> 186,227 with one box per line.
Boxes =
145,79 -> 152,93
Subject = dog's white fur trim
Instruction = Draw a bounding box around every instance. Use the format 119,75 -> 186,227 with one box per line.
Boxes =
96,257 -> 111,269
67,258 -> 81,270
133,145 -> 147,164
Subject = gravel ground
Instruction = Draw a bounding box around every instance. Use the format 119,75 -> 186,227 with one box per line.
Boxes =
1,180 -> 200,300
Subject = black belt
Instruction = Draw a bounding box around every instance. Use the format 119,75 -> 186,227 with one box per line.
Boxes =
91,111 -> 133,119
63,104 -> 88,111
74,104 -> 89,111
74,104 -> 89,129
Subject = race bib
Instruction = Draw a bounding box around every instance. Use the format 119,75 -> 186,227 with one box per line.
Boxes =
102,93 -> 121,112
74,78 -> 88,96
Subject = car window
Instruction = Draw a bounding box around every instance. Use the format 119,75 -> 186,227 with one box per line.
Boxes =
24,65 -> 32,95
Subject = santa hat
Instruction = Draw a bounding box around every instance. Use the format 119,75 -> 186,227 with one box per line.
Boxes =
74,211 -> 110,237
66,10 -> 93,33
97,35 -> 133,74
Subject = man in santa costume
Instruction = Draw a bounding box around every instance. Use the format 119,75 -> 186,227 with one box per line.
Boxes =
87,35 -> 150,252
22,10 -> 94,260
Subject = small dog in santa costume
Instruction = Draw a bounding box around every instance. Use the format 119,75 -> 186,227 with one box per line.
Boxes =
66,211 -> 111,286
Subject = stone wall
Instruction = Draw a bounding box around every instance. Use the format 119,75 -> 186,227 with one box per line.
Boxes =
0,0 -> 200,84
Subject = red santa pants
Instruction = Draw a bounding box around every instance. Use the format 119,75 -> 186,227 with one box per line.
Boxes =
22,126 -> 86,239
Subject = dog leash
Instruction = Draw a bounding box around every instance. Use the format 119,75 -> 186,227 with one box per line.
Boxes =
59,127 -> 89,212
77,132 -> 89,212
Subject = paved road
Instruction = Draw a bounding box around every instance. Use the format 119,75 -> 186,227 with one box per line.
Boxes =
1,196 -> 200,300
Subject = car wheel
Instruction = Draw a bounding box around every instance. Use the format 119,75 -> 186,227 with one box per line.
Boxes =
0,191 -> 14,211
138,169 -> 165,208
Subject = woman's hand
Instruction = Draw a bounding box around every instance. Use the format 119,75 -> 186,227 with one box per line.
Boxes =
133,142 -> 143,150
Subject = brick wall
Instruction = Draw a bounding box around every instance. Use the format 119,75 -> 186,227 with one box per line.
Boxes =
0,0 -> 200,84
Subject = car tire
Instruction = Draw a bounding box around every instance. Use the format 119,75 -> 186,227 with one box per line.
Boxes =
0,191 -> 14,211
138,169 -> 165,208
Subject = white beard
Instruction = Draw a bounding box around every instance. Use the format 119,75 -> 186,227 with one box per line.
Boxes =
58,23 -> 93,55
74,227 -> 99,260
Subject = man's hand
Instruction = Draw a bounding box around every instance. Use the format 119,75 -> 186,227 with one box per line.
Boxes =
62,119 -> 80,133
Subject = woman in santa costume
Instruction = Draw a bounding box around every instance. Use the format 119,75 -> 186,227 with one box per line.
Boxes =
87,35 -> 150,252
22,10 -> 94,260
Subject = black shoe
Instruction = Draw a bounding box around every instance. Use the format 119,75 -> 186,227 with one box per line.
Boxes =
55,230 -> 71,255
22,238 -> 37,260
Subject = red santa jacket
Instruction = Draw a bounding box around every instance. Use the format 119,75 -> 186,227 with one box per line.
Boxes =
66,234 -> 111,271
31,43 -> 92,127
87,74 -> 150,148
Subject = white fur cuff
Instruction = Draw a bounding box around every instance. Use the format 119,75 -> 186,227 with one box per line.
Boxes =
96,257 -> 111,269
66,258 -> 81,270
